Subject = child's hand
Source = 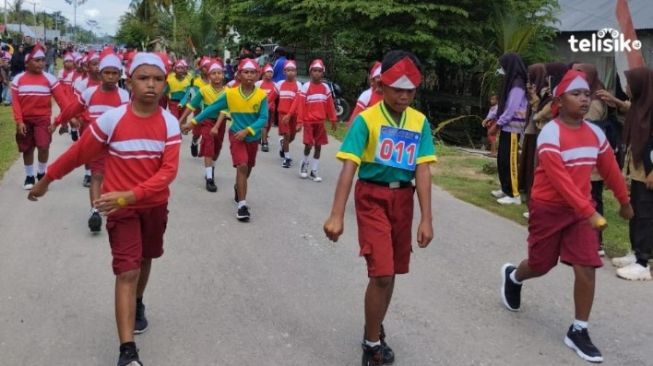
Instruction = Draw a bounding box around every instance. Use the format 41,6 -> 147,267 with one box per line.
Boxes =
48,124 -> 56,135
210,126 -> 220,136
233,129 -> 249,141
481,119 -> 488,127
324,215 -> 344,242
27,178 -> 51,201
181,123 -> 193,135
16,122 -> 26,136
281,115 -> 290,125
595,90 -> 617,108
588,212 -> 608,231
94,191 -> 135,216
619,203 -> 634,220
417,219 -> 433,248
70,117 -> 81,129
646,171 -> 653,190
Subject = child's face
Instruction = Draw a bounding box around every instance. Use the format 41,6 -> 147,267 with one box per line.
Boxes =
310,68 -> 324,82
174,66 -> 187,77
557,89 -> 590,119
284,68 -> 297,80
87,60 -> 100,75
239,69 -> 258,86
490,95 -> 498,105
100,68 -> 120,89
64,60 -> 74,70
209,69 -> 224,85
382,85 -> 416,113
128,65 -> 166,104
263,71 -> 273,80
27,57 -> 45,73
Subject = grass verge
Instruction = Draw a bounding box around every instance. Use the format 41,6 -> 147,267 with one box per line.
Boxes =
0,106 -> 18,181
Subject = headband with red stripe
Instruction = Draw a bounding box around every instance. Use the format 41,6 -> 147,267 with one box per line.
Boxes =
380,56 -> 421,90
309,59 -> 325,72
369,61 -> 382,79
208,61 -> 224,73
262,63 -> 273,73
99,47 -> 122,71
238,58 -> 259,72
551,70 -> 590,117
25,44 -> 46,63
128,52 -> 167,76
284,60 -> 297,70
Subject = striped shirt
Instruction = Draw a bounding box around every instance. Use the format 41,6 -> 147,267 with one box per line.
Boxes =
275,80 -> 302,114
54,85 -> 130,126
11,71 -> 70,124
295,81 -> 337,125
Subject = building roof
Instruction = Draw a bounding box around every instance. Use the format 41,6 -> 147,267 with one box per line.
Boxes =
555,0 -> 653,32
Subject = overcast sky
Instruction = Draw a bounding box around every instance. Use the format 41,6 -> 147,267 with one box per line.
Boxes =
27,0 -> 131,35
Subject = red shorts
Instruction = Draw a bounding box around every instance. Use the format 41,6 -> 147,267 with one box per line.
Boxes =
527,200 -> 602,273
192,122 -> 202,138
355,180 -> 414,277
229,131 -> 259,167
278,113 -> 297,136
168,100 -> 181,119
106,203 -> 169,275
89,150 -> 108,175
303,122 -> 328,146
16,117 -> 51,152
199,119 -> 226,158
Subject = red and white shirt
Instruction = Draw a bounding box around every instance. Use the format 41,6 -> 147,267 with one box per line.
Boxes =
54,85 -> 130,126
348,87 -> 383,123
47,105 -> 181,208
57,68 -> 76,87
295,81 -> 337,125
74,76 -> 101,94
531,119 -> 629,218
11,71 -> 69,124
255,79 -> 279,112
275,80 -> 302,115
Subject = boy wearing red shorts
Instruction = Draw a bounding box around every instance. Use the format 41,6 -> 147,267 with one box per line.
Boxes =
165,59 -> 192,119
28,53 -> 181,366
500,70 -> 633,363
348,61 -> 383,125
12,44 -> 70,190
276,60 -> 302,168
295,59 -> 337,182
324,51 -> 436,366
255,63 -> 278,152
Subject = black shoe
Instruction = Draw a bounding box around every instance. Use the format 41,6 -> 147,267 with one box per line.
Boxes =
361,343 -> 384,366
206,178 -> 217,192
236,205 -> 250,222
564,325 -> 603,363
58,125 -> 69,135
36,173 -> 45,181
88,211 -> 102,233
190,141 -> 198,157
261,142 -> 269,152
134,299 -> 148,334
23,175 -> 35,190
118,343 -> 142,366
71,129 -> 79,141
282,158 -> 292,168
379,324 -> 395,365
83,174 -> 91,188
501,263 -> 521,311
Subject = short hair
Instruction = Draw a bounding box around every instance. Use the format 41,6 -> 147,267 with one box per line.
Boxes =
381,50 -> 422,75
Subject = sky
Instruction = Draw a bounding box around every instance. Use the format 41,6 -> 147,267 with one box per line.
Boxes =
28,0 -> 132,36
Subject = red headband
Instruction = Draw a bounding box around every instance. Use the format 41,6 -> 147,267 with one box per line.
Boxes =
380,57 -> 421,90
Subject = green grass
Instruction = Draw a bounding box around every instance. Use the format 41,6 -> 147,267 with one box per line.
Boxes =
0,106 -> 18,180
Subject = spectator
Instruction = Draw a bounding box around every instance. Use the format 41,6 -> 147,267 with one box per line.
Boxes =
45,41 -> 57,74
272,46 -> 288,83
10,44 -> 25,77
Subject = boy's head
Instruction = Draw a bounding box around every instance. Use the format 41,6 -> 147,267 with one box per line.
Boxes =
552,70 -> 590,119
174,59 -> 188,77
283,60 -> 297,80
199,56 -> 212,75
24,44 -> 46,74
489,94 -> 498,106
208,62 -> 224,85
262,64 -> 273,80
63,52 -> 75,70
380,50 -> 423,113
99,50 -> 122,89
369,61 -> 382,88
237,58 -> 259,87
309,59 -> 325,82
127,53 -> 167,104
86,52 -> 101,76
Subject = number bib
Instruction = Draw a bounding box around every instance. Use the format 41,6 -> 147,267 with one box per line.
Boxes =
374,126 -> 421,171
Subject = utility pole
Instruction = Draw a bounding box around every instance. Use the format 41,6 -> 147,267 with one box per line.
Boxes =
65,0 -> 87,44
3,0 -> 7,29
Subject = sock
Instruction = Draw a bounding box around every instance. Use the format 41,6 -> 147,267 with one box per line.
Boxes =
24,165 -> 34,177
205,166 -> 213,179
573,319 -> 588,331
37,162 -> 47,175
91,207 -> 98,214
84,169 -> 91,176
302,155 -> 310,164
284,152 -> 290,159
509,270 -> 522,285
636,257 -> 649,267
311,159 -> 319,172
119,341 -> 136,353
238,200 -> 247,208
192,138 -> 198,145
364,339 -> 381,348
137,296 -> 143,305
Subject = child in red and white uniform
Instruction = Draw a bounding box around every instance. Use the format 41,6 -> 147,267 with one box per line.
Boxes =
500,70 -> 633,363
57,52 -> 76,88
53,48 -> 130,233
295,59 -> 337,182
276,60 -> 302,168
29,53 -> 181,366
348,61 -> 383,124
11,44 -> 70,190
255,63 -> 278,152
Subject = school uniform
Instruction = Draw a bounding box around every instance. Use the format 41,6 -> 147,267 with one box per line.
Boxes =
186,84 -> 227,159
295,81 -> 337,146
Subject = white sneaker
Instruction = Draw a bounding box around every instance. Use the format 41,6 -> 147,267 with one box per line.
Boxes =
611,253 -> 636,268
299,162 -> 309,179
491,189 -> 506,198
309,170 -> 322,182
522,212 -> 529,219
497,196 -> 521,205
616,262 -> 652,281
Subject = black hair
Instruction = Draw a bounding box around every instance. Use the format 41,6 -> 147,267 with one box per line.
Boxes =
275,47 -> 286,56
381,50 -> 422,74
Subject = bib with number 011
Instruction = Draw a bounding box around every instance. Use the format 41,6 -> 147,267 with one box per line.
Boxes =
374,125 -> 421,171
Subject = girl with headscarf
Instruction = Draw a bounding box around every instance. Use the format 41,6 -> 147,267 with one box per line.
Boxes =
532,62 -> 569,129
519,63 -> 547,203
492,52 -> 528,205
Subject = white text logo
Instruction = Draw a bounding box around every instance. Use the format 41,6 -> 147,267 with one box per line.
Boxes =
569,28 -> 642,53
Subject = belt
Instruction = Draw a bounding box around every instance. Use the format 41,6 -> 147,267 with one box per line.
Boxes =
359,179 -> 413,189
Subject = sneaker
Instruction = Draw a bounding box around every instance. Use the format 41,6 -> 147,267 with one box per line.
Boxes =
23,176 -> 35,190
88,211 -> 102,233
58,125 -> 69,135
236,205 -> 251,222
282,158 -> 292,168
117,344 -> 142,366
361,343 -> 384,366
36,173 -> 45,181
83,174 -> 91,188
598,244 -> 605,257
70,129 -> 79,142
309,170 -> 323,182
299,162 -> 309,179
190,141 -> 198,157
279,138 -> 285,158
206,178 -> 217,192
616,262 -> 652,281
611,253 -> 636,268
522,212 -> 529,220
500,263 -> 521,311
134,299 -> 148,334
379,324 -> 395,365
491,189 -> 506,198
261,142 -> 269,152
497,195 -> 521,205
564,325 -> 603,363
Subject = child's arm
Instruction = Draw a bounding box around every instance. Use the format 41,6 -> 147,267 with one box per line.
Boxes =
415,163 -> 434,248
11,82 -> 24,129
595,140 -> 633,219
496,87 -> 525,126
129,135 -> 181,204
324,160 -> 357,242
53,89 -> 85,126
239,97 -> 268,139
179,91 -> 204,127
325,92 -> 338,129
185,93 -> 227,133
211,111 -> 228,135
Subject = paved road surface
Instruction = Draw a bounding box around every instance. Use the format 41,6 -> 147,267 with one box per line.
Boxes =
1,121 -> 652,365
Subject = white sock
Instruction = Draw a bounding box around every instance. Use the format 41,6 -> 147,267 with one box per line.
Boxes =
573,319 -> 588,330
509,270 -> 522,285
302,155 -> 310,164
364,339 -> 381,347
84,169 -> 91,176
38,162 -> 48,175
284,152 -> 290,159
24,165 -> 34,177
205,166 -> 213,179
311,159 -> 319,171
238,200 -> 247,208
71,127 -> 77,132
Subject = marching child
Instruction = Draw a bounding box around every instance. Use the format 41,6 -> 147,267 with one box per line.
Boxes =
500,70 -> 633,363
28,53 -> 181,366
255,63 -> 278,152
186,58 -> 267,222
348,61 -> 384,124
324,50 -> 436,366
11,44 -> 70,190
276,60 -> 303,168
295,59 -> 337,181
56,52 -> 78,135
165,59 -> 192,120
182,56 -> 212,157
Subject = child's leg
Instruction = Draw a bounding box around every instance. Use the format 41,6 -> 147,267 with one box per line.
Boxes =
282,133 -> 290,153
115,269 -> 140,343
236,165 -> 249,201
37,147 -> 49,170
22,147 -> 35,172
204,156 -> 214,177
313,145 -> 321,159
303,143 -> 312,157
89,174 -> 103,206
262,126 -> 269,144
572,265 -> 595,322
137,258 -> 152,299
364,276 -> 395,342
514,259 -> 547,282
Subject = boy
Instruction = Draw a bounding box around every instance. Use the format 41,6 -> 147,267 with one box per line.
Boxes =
324,51 -> 436,366
186,58 -> 267,221
55,52 -> 77,135
295,59 -> 337,181
165,59 -> 192,120
53,48 -> 130,233
348,61 -> 383,124
11,44 -> 70,190
500,70 -> 633,363
179,61 -> 226,192
277,60 -> 302,168
183,56 -> 212,157
28,52 -> 181,366
255,63 -> 278,152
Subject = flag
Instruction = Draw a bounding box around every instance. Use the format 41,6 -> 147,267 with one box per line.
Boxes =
615,0 -> 645,90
